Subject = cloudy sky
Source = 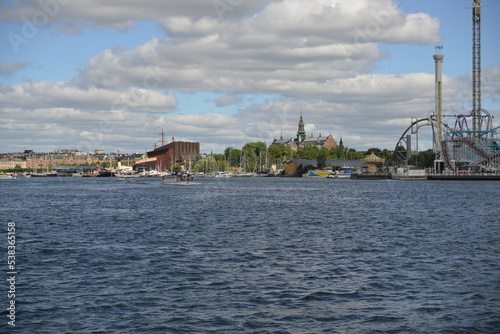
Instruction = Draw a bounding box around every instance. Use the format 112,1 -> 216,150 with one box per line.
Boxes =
1,0 -> 499,154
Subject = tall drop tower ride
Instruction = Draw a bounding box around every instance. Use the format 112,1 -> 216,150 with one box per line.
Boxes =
433,47 -> 444,153
472,0 -> 482,136
394,0 -> 500,171
433,46 -> 444,171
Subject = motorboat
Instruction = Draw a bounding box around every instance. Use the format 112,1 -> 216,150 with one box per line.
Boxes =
302,170 -> 333,178
215,171 -> 233,178
162,170 -> 194,184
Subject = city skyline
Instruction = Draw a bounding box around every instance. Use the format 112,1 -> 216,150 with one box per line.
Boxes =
1,0 -> 499,154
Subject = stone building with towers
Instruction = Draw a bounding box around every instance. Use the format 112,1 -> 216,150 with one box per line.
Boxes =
271,114 -> 338,150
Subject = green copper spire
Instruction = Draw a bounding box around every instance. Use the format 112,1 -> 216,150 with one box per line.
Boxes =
297,112 -> 306,142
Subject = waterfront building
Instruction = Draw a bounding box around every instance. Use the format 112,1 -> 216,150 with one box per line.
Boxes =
0,157 -> 27,169
301,135 -> 337,149
146,141 -> 200,172
271,114 -> 338,150
0,150 -> 141,171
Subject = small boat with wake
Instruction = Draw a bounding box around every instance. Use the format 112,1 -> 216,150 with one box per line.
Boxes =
162,170 -> 194,184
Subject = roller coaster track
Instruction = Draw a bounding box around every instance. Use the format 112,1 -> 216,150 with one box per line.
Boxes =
441,137 -> 497,170
441,141 -> 454,170
480,153 -> 500,166
450,138 -> 490,159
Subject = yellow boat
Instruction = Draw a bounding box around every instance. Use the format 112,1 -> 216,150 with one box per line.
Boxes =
302,170 -> 333,178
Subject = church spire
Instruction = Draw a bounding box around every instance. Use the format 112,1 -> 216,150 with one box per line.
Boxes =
297,111 -> 306,142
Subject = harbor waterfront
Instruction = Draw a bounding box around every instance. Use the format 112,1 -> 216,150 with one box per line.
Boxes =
1,177 -> 499,333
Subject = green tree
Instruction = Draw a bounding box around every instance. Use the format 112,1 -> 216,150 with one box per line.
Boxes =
242,142 -> 266,156
329,146 -> 346,160
241,142 -> 266,171
380,148 -> 394,166
194,155 -> 218,173
297,145 -> 320,160
345,148 -> 366,160
297,164 -> 315,177
317,149 -> 327,169
366,147 -> 382,155
408,149 -> 435,168
224,147 -> 242,167
170,163 -> 181,172
268,143 -> 293,164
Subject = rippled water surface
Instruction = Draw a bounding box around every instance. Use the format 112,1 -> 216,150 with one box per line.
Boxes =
1,177 -> 499,333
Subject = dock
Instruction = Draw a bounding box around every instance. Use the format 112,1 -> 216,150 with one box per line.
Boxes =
426,174 -> 500,181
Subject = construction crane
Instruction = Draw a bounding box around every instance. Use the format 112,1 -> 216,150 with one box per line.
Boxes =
472,0 -> 481,136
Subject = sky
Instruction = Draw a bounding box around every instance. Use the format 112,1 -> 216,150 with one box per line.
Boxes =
0,0 -> 499,154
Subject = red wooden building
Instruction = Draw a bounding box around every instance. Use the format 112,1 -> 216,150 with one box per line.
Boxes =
147,141 -> 199,172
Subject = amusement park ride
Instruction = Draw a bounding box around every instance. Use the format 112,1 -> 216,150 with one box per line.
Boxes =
394,0 -> 500,173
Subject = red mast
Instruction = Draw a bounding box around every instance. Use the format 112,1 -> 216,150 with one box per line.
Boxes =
158,129 -> 166,147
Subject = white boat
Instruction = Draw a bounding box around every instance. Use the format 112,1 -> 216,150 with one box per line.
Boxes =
215,171 -> 233,178
0,174 -> 15,179
326,167 -> 354,179
327,171 -> 351,179
235,172 -> 255,177
162,170 -> 194,184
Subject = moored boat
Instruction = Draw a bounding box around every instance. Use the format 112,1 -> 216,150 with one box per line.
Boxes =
302,170 -> 333,178
97,170 -> 115,177
326,167 -> 353,179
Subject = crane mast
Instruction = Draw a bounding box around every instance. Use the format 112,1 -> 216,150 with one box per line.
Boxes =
472,0 -> 481,136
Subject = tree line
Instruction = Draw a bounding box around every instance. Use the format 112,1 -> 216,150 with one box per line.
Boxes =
192,142 -> 409,173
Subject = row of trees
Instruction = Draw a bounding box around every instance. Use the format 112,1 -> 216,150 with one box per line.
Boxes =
2,145 -> 435,174
191,142 -> 409,173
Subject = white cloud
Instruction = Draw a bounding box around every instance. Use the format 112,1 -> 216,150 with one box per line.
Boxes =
0,61 -> 30,77
0,81 -> 177,112
72,0 -> 440,95
215,95 -> 242,107
1,0 -> 497,154
0,0 -> 278,32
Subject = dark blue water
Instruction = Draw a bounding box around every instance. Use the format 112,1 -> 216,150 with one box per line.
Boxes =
1,177 -> 499,333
